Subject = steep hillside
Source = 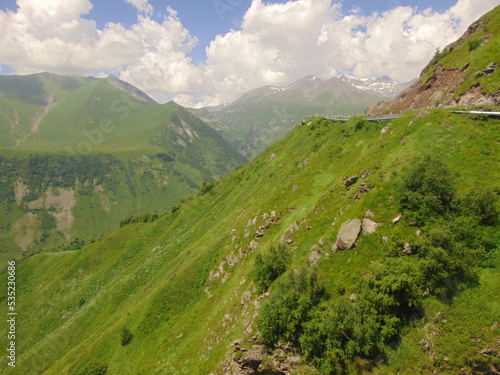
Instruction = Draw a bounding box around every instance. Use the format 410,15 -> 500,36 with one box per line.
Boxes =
1,108 -> 498,374
0,73 -> 245,258
367,5 -> 499,115
193,75 -> 388,158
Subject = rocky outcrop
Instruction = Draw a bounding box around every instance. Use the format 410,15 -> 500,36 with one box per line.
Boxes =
354,182 -> 371,201
343,175 -> 359,189
223,339 -> 299,375
366,15 -> 499,115
281,222 -> 300,244
391,214 -> 402,224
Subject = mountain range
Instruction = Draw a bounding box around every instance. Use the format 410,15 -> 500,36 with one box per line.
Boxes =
0,5 -> 499,375
191,74 -> 409,158
337,74 -> 413,99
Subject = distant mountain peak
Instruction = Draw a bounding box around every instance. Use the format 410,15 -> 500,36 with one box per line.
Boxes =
106,74 -> 158,105
287,74 -> 324,88
304,74 -> 321,80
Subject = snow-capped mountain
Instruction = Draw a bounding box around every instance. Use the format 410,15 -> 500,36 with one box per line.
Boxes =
337,74 -> 411,99
190,74 -> 387,158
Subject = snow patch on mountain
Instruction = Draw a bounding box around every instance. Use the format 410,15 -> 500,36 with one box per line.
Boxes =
337,74 -> 411,99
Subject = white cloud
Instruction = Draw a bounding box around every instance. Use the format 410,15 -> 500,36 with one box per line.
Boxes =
125,0 -> 153,16
0,0 -> 197,84
0,0 -> 498,107
194,0 -> 499,105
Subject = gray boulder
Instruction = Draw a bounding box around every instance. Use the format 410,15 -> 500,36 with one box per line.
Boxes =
362,218 -> 379,235
309,251 -> 322,265
334,219 -> 362,250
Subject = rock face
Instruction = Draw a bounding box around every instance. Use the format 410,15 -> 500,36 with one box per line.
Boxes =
333,219 -> 362,250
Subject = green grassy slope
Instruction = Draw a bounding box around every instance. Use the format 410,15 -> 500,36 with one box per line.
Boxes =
0,74 -> 246,258
1,109 -> 498,374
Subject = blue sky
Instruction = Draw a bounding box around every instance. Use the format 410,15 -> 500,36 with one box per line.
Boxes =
0,0 -> 497,106
0,0 -> 458,63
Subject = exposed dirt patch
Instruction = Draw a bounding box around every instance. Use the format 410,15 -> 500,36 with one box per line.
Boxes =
100,194 -> 111,213
14,179 -> 29,205
367,66 -> 464,114
368,64 -> 499,115
13,213 -> 38,252
45,188 -> 76,238
45,187 -> 76,211
27,197 -> 44,209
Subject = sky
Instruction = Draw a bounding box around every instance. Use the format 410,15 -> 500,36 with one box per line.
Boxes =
0,0 -> 498,107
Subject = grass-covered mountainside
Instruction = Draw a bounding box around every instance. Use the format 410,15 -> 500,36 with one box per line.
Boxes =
368,5 -> 499,115
1,6 -> 499,375
192,75 -> 388,158
0,73 -> 245,259
1,108 -> 498,374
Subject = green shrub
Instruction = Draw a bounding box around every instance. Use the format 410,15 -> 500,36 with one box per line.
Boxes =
468,39 -> 481,51
461,188 -> 499,226
120,212 -> 159,227
74,360 -> 108,375
40,210 -> 57,231
400,155 -> 455,223
299,258 -> 422,371
258,266 -> 323,346
120,326 -> 133,346
64,238 -> 85,251
354,117 -> 365,130
198,181 -> 215,195
254,243 -> 290,293
415,217 -> 480,296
